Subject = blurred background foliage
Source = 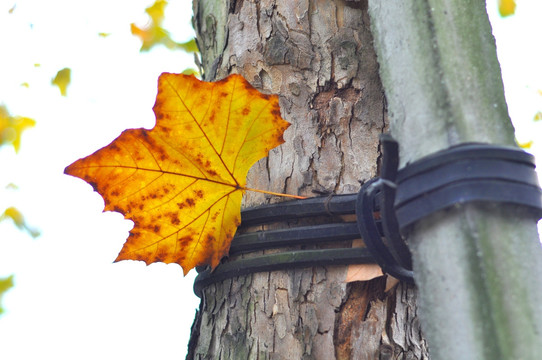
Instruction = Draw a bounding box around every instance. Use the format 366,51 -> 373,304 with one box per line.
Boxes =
0,0 -> 201,318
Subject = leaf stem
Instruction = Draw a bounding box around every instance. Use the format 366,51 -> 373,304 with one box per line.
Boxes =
244,187 -> 308,199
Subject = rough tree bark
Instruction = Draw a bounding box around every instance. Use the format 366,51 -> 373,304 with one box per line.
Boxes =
187,1 -> 428,359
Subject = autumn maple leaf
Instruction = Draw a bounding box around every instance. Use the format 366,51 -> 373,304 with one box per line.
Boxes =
65,73 -> 290,274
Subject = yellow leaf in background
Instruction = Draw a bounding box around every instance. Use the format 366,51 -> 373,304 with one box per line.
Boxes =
0,275 -> 14,294
130,23 -> 171,52
0,207 -> 40,238
499,0 -> 516,17
130,0 -> 169,51
0,275 -> 14,316
518,140 -> 533,149
130,0 -> 198,53
2,207 -> 24,228
98,32 -> 111,38
534,111 -> 542,121
51,68 -> 71,96
0,104 -> 35,152
20,82 -> 29,88
181,68 -> 199,76
145,0 -> 167,24
6,183 -> 19,190
176,38 -> 198,53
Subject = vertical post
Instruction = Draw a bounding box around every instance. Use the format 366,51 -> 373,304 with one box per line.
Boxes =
368,1 -> 542,359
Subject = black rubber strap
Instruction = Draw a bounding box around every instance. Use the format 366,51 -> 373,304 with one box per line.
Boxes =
395,143 -> 542,229
229,222 -> 361,255
240,193 -> 357,226
194,196 -> 380,297
379,135 -> 412,270
356,178 -> 414,283
194,247 -> 374,297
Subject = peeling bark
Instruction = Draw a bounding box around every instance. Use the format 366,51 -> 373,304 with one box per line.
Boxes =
187,1 -> 428,359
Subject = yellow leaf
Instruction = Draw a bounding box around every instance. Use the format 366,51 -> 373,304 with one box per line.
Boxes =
0,104 -> 35,152
6,183 -> 19,190
131,0 -> 197,53
534,111 -> 542,121
51,68 -> 71,96
518,140 -> 533,149
499,0 -> 516,17
145,0 -> 167,24
176,38 -> 198,53
1,207 -> 25,228
131,0 -> 169,52
65,74 -> 291,274
0,206 -> 40,238
0,275 -> 14,316
98,32 -> 111,38
181,68 -> 199,76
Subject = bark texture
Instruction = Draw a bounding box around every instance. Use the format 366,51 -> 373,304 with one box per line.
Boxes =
188,1 -> 428,359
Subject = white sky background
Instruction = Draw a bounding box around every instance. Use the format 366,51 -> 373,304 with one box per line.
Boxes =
0,1 -> 540,359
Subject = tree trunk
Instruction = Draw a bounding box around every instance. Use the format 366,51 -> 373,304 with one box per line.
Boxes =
187,1 -> 428,359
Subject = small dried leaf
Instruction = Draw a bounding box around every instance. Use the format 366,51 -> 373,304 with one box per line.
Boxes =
345,239 -> 384,282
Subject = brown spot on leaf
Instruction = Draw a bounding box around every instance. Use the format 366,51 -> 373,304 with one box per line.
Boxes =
178,236 -> 191,247
169,213 -> 180,225
211,210 -> 221,221
109,143 -> 121,152
88,181 -> 99,192
209,112 -> 216,124
139,129 -> 149,139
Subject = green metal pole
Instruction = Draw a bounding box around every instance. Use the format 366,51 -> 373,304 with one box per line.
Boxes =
368,1 -> 542,359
